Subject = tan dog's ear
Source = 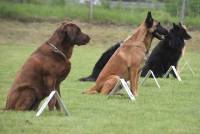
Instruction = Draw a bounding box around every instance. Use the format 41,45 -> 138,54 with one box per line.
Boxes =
145,11 -> 153,28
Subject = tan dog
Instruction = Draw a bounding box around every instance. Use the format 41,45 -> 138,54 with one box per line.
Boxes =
5,22 -> 90,111
84,12 -> 168,96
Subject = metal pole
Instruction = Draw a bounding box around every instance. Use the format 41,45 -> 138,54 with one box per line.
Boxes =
89,0 -> 94,21
180,0 -> 186,23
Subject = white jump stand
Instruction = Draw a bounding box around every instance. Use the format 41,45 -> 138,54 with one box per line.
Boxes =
108,78 -> 136,101
36,90 -> 70,117
140,70 -> 160,88
179,61 -> 195,76
163,66 -> 182,81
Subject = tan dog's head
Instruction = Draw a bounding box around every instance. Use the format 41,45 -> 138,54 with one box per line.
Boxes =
59,22 -> 90,46
145,11 -> 168,40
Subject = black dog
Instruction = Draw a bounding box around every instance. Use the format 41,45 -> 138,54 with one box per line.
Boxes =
141,23 -> 191,78
79,42 -> 121,81
79,23 -> 191,81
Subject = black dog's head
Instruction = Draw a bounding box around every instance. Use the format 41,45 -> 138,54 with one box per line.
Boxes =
145,11 -> 168,40
171,22 -> 191,40
167,23 -> 192,50
59,22 -> 90,46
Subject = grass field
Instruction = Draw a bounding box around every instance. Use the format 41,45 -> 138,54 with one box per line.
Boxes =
0,20 -> 200,134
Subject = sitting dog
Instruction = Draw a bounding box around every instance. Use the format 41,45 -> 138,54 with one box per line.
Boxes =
83,12 -> 168,96
5,22 -> 90,111
80,23 -> 191,82
141,23 -> 191,78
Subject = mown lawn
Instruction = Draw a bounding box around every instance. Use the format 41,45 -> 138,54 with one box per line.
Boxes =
0,43 -> 200,134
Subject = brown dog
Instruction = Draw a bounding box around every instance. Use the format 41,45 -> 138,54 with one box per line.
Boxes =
5,22 -> 90,111
84,12 -> 168,96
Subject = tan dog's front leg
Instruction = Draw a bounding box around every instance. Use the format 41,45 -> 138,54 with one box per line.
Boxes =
130,67 -> 139,96
135,70 -> 141,95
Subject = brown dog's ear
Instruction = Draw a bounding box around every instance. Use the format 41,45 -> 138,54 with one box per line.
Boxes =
145,11 -> 153,28
61,21 -> 68,25
61,23 -> 76,42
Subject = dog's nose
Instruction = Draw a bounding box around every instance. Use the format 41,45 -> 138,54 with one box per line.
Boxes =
86,35 -> 90,43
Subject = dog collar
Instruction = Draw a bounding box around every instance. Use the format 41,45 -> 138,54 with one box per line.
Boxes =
47,42 -> 67,61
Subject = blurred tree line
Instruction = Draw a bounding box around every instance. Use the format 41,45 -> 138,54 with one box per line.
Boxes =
5,0 -> 66,5
3,0 -> 200,17
166,0 -> 200,17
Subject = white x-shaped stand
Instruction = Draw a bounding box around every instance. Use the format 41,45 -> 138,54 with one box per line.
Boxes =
140,70 -> 160,88
179,61 -> 195,76
108,79 -> 136,101
36,90 -> 70,117
163,66 -> 182,81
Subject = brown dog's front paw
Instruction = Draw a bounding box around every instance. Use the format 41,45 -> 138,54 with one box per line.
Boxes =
48,104 -> 54,111
48,96 -> 57,111
55,101 -> 61,111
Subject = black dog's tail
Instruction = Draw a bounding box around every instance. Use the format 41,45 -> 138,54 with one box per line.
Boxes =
79,75 -> 96,82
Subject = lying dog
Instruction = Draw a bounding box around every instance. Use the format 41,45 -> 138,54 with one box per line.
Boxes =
141,23 -> 191,78
83,12 -> 168,96
79,42 -> 121,82
5,22 -> 90,111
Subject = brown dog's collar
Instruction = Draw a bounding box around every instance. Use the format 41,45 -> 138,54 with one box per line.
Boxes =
47,42 -> 67,61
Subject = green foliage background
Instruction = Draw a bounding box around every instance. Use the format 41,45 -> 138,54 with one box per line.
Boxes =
0,0 -> 200,26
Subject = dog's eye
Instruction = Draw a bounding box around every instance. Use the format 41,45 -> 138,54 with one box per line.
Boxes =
76,28 -> 81,34
157,22 -> 160,27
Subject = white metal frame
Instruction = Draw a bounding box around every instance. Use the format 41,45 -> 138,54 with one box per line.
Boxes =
36,90 -> 70,117
108,78 -> 136,101
140,70 -> 160,88
163,66 -> 182,81
179,61 -> 195,76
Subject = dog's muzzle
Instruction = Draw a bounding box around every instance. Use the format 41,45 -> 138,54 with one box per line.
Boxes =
152,31 -> 165,40
153,23 -> 169,40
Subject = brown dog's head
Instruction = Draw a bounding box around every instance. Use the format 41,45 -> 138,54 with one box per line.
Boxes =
59,22 -> 90,46
145,11 -> 168,40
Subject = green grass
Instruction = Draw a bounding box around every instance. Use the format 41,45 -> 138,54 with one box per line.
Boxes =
0,1 -> 197,26
0,44 -> 200,134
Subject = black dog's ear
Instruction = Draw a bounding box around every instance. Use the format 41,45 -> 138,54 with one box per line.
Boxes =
145,11 -> 153,28
173,23 -> 179,30
172,23 -> 176,27
178,22 -> 186,29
